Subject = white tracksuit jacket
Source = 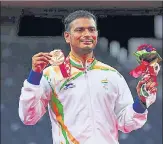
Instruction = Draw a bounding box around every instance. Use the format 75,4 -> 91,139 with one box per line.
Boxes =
19,53 -> 149,144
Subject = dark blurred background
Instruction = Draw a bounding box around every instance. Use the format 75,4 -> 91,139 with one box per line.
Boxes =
1,1 -> 162,144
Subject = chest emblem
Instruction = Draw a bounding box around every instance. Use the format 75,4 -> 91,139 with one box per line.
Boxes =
101,79 -> 109,90
64,83 -> 76,90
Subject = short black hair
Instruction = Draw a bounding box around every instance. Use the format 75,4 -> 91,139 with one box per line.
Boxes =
64,10 -> 97,32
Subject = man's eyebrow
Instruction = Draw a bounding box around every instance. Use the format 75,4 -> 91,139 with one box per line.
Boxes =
74,26 -> 96,29
74,27 -> 84,29
88,26 -> 96,29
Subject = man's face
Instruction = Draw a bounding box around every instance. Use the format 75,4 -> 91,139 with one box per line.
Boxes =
64,17 -> 98,54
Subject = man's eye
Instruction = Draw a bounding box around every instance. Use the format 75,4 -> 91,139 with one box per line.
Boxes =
89,28 -> 96,32
75,29 -> 83,32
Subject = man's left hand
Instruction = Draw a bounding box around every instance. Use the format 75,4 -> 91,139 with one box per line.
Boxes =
136,74 -> 158,108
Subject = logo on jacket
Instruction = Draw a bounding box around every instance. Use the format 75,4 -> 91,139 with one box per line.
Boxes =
101,79 -> 108,84
101,79 -> 108,90
64,83 -> 76,90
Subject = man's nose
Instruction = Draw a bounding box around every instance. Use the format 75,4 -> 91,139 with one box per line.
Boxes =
83,29 -> 91,36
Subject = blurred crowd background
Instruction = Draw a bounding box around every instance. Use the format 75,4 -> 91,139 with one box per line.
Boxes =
1,2 -> 162,144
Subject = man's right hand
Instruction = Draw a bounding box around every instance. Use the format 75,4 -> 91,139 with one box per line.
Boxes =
32,52 -> 52,73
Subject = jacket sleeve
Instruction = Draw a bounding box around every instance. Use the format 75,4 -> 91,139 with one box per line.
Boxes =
114,73 -> 148,133
18,69 -> 52,125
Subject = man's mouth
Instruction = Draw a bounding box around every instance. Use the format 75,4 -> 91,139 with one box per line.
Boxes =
81,40 -> 93,42
80,40 -> 93,44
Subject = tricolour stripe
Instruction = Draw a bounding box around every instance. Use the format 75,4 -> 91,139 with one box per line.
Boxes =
44,75 -> 79,144
60,72 -> 84,91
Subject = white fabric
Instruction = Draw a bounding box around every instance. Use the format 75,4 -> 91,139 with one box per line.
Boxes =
19,62 -> 149,144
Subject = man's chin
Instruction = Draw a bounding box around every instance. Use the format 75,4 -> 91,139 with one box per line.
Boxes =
79,47 -> 94,54
83,46 -> 94,49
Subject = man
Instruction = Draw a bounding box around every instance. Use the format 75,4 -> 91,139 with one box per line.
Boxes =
19,10 -> 158,144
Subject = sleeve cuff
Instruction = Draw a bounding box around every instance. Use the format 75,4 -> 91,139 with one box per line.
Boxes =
27,70 -> 43,85
133,96 -> 147,113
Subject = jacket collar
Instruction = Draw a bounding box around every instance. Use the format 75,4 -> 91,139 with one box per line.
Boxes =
68,52 -> 96,70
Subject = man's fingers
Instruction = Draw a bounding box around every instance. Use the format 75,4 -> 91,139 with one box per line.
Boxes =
34,57 -> 50,63
38,53 -> 52,61
146,81 -> 157,91
34,62 -> 49,69
137,75 -> 157,95
149,87 -> 157,92
44,55 -> 52,60
34,52 -> 52,58
34,61 -> 48,65
149,87 -> 157,94
33,52 -> 53,63
34,52 -> 46,57
138,76 -> 150,86
33,61 -> 49,70
32,52 -> 53,72
138,75 -> 157,89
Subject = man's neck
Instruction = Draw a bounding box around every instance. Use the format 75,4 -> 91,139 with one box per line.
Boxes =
71,49 -> 93,65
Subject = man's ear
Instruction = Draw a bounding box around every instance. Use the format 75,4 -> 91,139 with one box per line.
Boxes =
64,31 -> 70,44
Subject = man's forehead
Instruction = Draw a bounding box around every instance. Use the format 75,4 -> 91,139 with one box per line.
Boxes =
70,18 -> 96,29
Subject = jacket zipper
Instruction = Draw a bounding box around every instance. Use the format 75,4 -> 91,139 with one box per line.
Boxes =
84,68 -> 95,135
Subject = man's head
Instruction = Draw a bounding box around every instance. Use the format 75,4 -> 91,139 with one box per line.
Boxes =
64,10 -> 98,55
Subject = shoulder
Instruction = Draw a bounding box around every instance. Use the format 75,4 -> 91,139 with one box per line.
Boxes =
95,61 -> 123,78
94,60 -> 116,72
